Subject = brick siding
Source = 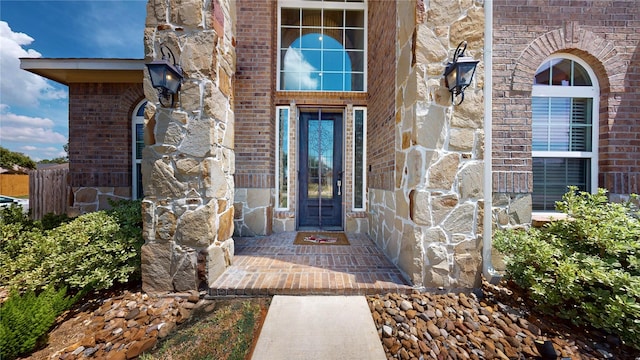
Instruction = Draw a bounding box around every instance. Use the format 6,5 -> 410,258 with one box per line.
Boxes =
234,0 -> 277,189
493,0 -> 640,195
367,0 -> 396,190
235,0 -> 371,190
68,83 -> 144,188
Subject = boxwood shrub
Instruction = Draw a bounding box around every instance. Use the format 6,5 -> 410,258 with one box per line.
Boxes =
494,187 -> 640,348
0,199 -> 143,293
0,200 -> 143,359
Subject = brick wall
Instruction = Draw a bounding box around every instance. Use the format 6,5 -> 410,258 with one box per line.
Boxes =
367,0 -> 396,190
234,0 -> 276,189
235,0 -> 371,190
493,0 -> 640,196
68,83 -> 144,188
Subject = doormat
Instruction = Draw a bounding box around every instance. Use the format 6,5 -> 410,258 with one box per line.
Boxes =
293,232 -> 350,246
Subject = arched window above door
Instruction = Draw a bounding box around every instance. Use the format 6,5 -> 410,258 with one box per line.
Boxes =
278,0 -> 366,92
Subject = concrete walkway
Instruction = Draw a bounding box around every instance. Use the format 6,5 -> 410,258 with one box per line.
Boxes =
251,296 -> 386,360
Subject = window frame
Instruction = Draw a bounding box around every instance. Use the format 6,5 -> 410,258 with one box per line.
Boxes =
131,100 -> 146,200
531,54 -> 599,213
352,106 -> 366,211
277,0 -> 367,92
275,105 -> 291,211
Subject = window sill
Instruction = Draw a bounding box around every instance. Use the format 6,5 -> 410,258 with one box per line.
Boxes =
531,212 -> 569,228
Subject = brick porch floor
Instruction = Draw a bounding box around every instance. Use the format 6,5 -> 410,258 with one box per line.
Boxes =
209,232 -> 414,296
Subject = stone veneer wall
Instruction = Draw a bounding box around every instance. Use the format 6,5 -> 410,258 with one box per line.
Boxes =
140,0 -> 236,293
369,0 -> 486,291
69,187 -> 132,215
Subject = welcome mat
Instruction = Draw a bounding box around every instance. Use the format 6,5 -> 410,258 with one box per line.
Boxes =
293,232 -> 350,246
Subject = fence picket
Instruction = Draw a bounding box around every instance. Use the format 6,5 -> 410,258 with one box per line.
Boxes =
28,167 -> 69,220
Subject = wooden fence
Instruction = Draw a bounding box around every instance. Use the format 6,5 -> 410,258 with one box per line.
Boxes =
0,174 -> 29,196
29,166 -> 69,220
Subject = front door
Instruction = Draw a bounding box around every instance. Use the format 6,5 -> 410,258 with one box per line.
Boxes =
299,109 -> 343,229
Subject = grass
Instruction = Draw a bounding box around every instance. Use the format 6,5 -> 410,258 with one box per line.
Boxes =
141,298 -> 270,360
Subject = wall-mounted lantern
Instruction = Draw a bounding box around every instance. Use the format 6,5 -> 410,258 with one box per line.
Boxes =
443,41 -> 479,105
146,45 -> 183,108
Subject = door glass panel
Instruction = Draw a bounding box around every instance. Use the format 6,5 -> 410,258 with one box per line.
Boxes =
307,119 -> 334,199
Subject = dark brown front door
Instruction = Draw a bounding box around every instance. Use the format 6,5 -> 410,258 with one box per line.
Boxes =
298,109 -> 343,229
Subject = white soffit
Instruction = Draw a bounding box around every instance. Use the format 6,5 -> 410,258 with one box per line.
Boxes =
20,58 -> 145,85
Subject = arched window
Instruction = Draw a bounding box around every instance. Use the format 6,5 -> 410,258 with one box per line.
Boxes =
132,100 -> 146,200
278,0 -> 366,92
532,55 -> 598,211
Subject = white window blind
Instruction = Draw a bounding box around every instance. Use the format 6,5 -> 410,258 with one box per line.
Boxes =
531,55 -> 598,211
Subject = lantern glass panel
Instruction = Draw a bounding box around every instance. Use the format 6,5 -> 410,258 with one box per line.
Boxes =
457,61 -> 478,87
445,66 -> 457,91
147,63 -> 168,89
165,67 -> 182,94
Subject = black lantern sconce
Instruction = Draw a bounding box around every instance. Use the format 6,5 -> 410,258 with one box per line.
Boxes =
443,41 -> 479,105
146,45 -> 183,108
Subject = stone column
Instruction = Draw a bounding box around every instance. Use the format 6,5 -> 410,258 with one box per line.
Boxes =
371,0 -> 485,291
140,0 -> 236,293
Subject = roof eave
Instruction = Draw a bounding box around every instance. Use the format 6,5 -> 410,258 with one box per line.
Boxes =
20,58 -> 145,85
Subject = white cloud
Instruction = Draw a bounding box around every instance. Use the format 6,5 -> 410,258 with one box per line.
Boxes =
1,111 -> 55,128
0,108 -> 66,145
1,126 -> 67,144
284,48 -> 319,90
16,146 -> 65,162
0,21 -> 67,107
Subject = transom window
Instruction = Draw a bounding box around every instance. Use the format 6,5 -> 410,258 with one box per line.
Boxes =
278,0 -> 366,92
532,56 -> 598,211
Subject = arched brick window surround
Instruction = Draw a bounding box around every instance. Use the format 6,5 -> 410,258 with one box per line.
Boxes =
504,23 -> 629,196
511,23 -> 623,93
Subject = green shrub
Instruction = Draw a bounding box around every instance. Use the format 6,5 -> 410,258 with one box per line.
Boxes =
0,200 -> 143,293
0,286 -> 79,360
0,205 -> 36,231
0,205 -> 72,231
494,187 -> 640,348
39,212 -> 72,230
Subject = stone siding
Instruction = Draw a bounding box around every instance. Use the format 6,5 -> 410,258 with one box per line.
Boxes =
234,188 -> 273,236
369,0 -> 486,291
69,186 -> 131,215
493,0 -> 640,201
141,0 -> 236,293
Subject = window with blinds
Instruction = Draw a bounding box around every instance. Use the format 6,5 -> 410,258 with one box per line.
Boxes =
532,97 -> 592,152
531,56 -> 598,211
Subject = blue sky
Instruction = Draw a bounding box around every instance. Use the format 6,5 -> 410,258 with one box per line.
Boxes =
0,0 -> 146,161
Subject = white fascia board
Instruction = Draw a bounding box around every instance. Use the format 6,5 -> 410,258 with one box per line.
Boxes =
19,58 -> 145,85
20,58 -> 144,71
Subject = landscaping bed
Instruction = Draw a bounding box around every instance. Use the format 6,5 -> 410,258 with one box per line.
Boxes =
16,279 -> 639,360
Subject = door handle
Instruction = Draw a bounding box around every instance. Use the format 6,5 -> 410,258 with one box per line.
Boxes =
337,180 -> 342,195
